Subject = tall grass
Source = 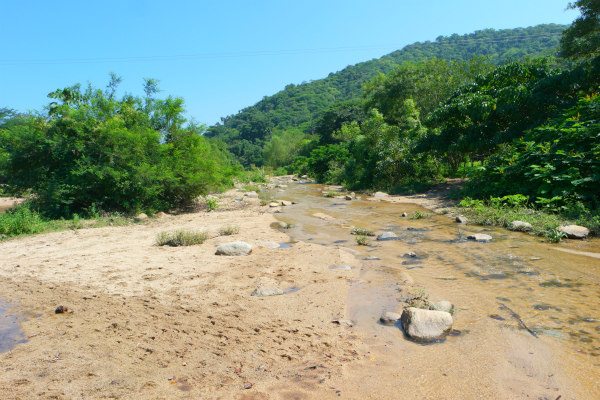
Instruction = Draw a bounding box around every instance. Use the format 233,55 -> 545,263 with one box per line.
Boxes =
156,230 -> 208,247
0,206 -> 45,236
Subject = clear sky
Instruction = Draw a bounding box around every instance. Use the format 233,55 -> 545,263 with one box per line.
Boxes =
1,0 -> 578,125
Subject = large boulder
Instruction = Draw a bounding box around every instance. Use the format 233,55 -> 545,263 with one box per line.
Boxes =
215,241 -> 253,256
509,220 -> 533,232
377,231 -> 398,241
559,225 -> 589,239
401,307 -> 453,342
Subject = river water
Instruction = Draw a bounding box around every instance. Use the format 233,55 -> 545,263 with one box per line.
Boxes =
271,182 -> 600,398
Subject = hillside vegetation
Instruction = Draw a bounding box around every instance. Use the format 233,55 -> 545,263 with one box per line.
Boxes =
206,24 -> 566,166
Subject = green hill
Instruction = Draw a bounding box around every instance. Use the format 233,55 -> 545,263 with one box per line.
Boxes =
207,24 -> 567,165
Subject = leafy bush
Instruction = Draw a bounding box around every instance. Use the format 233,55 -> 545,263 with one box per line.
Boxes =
156,230 -> 208,247
0,205 -> 45,237
0,79 -> 235,218
204,197 -> 219,212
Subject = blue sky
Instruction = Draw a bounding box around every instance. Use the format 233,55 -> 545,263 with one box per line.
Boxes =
1,0 -> 577,125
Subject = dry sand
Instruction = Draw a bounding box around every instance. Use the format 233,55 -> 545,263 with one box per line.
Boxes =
0,193 -> 361,399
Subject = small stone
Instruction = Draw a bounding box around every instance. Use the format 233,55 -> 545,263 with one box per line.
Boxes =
401,212 -> 408,217
275,221 -> 289,229
268,202 -> 280,207
379,311 -> 401,326
244,191 -> 259,199
400,307 -> 453,342
331,319 -> 354,327
509,220 -> 533,232
251,286 -> 284,297
243,382 -> 253,389
215,241 -> 253,256
280,200 -> 292,206
467,233 -> 492,242
455,215 -> 468,224
344,195 -> 353,201
377,231 -> 398,241
55,305 -> 68,314
155,211 -> 168,218
404,252 -> 417,258
559,225 -> 589,239
134,213 -> 149,222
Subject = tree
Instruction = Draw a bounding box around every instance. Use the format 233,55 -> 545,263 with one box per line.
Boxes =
560,0 -> 600,59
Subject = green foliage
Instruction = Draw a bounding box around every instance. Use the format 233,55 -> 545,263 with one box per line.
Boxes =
155,230 -> 208,247
204,197 -> 219,212
351,227 -> 375,236
560,0 -> 600,59
208,25 -> 566,166
0,79 -> 235,218
409,211 -> 431,220
236,167 -> 267,183
263,128 -> 313,168
0,205 -> 45,237
355,235 -> 370,246
545,228 -> 567,243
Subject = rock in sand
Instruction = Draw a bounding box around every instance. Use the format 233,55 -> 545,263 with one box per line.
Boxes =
400,307 -> 453,342
377,231 -> 398,241
215,241 -> 253,256
251,286 -> 284,297
134,213 -> 149,222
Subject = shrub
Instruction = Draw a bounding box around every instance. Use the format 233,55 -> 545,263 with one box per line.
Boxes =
355,235 -> 370,246
205,197 -> 219,212
218,225 -> 239,236
351,227 -> 375,236
410,211 -> 430,219
0,205 -> 45,237
156,230 -> 208,247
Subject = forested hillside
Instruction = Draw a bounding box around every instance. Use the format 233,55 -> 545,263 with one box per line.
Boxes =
207,24 -> 566,165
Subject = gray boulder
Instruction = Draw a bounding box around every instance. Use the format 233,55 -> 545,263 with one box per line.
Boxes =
379,311 -> 401,326
559,225 -> 589,239
401,307 -> 453,342
215,241 -> 253,256
509,220 -> 533,232
244,191 -> 259,198
467,233 -> 492,242
377,231 -> 398,241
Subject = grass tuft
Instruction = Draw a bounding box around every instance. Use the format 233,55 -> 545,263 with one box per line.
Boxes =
156,230 -> 208,247
218,225 -> 240,236
351,227 -> 375,236
355,235 -> 370,246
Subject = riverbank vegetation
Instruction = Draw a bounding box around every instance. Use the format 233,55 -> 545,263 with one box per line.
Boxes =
210,2 -> 599,238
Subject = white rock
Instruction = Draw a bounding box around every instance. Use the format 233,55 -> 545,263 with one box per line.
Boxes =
401,307 -> 453,342
455,215 -> 468,224
244,191 -> 259,198
559,225 -> 589,239
268,202 -> 280,207
134,213 -> 148,222
215,241 -> 253,256
377,231 -> 398,241
280,200 -> 293,206
251,286 -> 283,297
467,233 -> 492,242
373,191 -> 389,198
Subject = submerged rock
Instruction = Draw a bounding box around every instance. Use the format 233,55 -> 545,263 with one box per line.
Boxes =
377,231 -> 398,241
380,311 -> 401,326
400,307 -> 453,342
455,215 -> 468,224
509,220 -> 533,232
467,233 -> 493,242
215,241 -> 253,256
559,225 -> 589,239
